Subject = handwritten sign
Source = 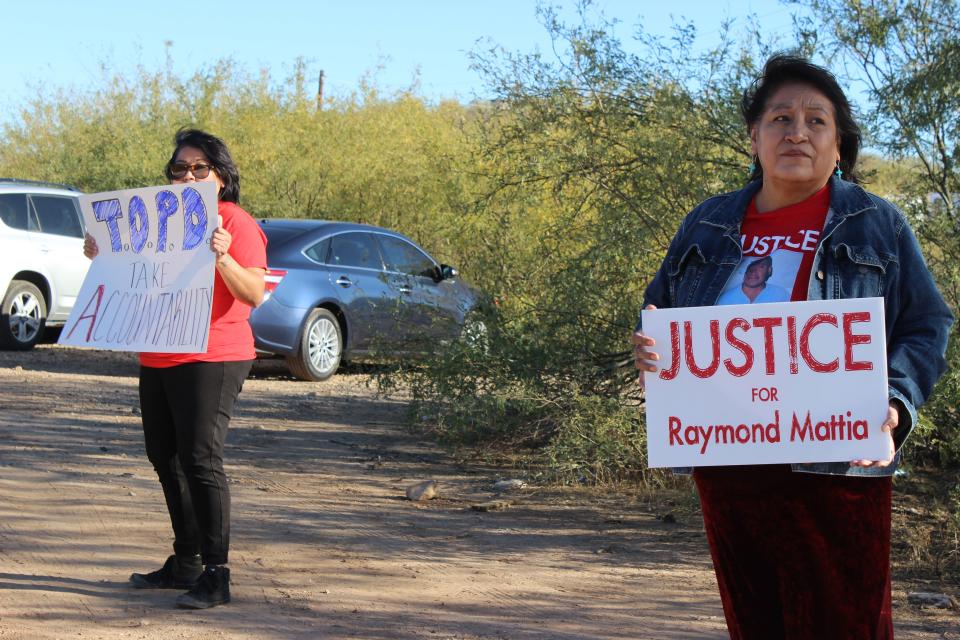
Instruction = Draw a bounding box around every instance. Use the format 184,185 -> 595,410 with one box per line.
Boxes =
642,298 -> 890,467
59,182 -> 218,353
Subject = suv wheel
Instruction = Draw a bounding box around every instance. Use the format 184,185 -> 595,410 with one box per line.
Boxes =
286,308 -> 342,381
0,280 -> 47,350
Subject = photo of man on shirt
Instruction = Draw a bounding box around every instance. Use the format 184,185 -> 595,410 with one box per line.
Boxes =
717,254 -> 792,305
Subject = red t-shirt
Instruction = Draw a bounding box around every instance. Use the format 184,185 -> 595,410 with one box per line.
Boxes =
140,201 -> 267,367
716,185 -> 830,305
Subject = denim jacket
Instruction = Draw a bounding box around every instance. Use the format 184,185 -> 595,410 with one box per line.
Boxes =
639,176 -> 954,476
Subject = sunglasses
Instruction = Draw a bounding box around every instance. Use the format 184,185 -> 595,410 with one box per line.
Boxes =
168,162 -> 214,180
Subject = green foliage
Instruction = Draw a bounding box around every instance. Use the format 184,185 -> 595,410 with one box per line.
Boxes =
857,153 -> 917,196
394,1 -> 960,478
384,6 -> 757,479
0,58 -> 477,272
2,0 -> 958,479
540,394 -> 650,484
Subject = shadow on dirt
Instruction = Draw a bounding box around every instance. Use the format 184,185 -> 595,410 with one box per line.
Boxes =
1,341 -> 398,384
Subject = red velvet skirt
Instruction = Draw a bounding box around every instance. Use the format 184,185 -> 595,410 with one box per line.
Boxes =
694,464 -> 893,640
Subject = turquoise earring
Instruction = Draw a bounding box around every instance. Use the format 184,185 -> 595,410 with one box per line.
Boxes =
748,156 -> 758,175
834,161 -> 843,179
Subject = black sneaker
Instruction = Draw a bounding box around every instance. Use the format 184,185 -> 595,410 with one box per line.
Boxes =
130,554 -> 202,589
176,565 -> 231,609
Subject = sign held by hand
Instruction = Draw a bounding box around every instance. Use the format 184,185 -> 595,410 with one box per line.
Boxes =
642,298 -> 890,467
59,182 -> 218,353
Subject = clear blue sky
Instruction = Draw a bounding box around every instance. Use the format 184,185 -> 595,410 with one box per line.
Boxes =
0,0 -> 799,119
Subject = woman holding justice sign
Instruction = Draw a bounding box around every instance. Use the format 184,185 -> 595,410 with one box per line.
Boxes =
632,56 -> 952,637
84,129 -> 266,609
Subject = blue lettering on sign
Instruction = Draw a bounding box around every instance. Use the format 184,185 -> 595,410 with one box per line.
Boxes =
90,188 -> 211,253
128,195 -> 149,253
92,199 -> 124,252
181,187 -> 207,250
155,190 -> 179,253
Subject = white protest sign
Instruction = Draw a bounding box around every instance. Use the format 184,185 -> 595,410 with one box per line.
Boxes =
59,182 -> 218,353
642,298 -> 890,467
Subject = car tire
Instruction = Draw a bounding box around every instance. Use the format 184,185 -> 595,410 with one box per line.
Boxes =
286,308 -> 343,381
461,313 -> 489,353
0,280 -> 47,350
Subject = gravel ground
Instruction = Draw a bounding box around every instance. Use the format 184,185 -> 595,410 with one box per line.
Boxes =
0,344 -> 955,639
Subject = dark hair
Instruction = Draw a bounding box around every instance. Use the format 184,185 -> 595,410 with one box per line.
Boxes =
164,128 -> 241,203
746,255 -> 773,281
741,54 -> 862,185
747,255 -> 773,270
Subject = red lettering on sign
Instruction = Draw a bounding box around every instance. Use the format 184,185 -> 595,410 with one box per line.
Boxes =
843,311 -> 873,371
787,315 -> 798,375
659,321 -> 682,381
800,313 -> 839,373
655,310 -> 877,381
752,316 -> 783,375
65,284 -> 106,342
723,317 -> 753,377
685,319 -> 720,378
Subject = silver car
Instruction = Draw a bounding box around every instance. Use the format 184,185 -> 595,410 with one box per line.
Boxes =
0,179 -> 88,349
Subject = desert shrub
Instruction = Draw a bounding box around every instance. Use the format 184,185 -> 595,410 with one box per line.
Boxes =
389,2 -> 960,479
2,1 -> 957,481
380,7 -> 753,480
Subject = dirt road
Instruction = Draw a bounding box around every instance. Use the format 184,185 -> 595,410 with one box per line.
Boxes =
0,345 -> 955,639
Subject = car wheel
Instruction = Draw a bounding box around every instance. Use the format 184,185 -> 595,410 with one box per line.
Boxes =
286,308 -> 343,381
0,280 -> 47,350
461,313 -> 489,352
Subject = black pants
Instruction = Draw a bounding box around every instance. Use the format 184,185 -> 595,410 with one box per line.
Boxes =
139,360 -> 252,566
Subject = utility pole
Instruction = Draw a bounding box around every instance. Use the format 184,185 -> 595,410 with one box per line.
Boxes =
317,70 -> 325,110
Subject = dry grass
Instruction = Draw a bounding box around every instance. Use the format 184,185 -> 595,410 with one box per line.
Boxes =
892,467 -> 960,588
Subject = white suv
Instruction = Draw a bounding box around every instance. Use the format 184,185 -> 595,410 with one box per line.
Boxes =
0,179 -> 89,349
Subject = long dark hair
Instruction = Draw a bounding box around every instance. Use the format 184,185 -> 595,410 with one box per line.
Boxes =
741,54 -> 862,185
164,128 -> 241,203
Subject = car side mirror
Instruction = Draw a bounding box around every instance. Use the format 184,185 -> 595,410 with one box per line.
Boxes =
440,264 -> 458,280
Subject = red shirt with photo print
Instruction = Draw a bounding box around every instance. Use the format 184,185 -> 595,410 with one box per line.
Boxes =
718,184 -> 831,304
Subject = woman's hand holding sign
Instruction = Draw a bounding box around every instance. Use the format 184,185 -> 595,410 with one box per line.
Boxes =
636,301 -> 898,468
210,214 -> 232,265
632,304 -> 659,388
850,403 -> 897,468
210,214 -> 265,308
83,233 -> 99,260
82,208 -> 262,310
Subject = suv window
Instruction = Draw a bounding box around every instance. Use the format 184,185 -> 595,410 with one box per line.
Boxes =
304,237 -> 331,264
329,232 -> 382,270
0,194 -> 32,231
31,195 -> 83,238
377,235 -> 437,278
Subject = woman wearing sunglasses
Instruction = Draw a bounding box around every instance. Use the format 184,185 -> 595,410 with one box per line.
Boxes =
84,128 -> 266,609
